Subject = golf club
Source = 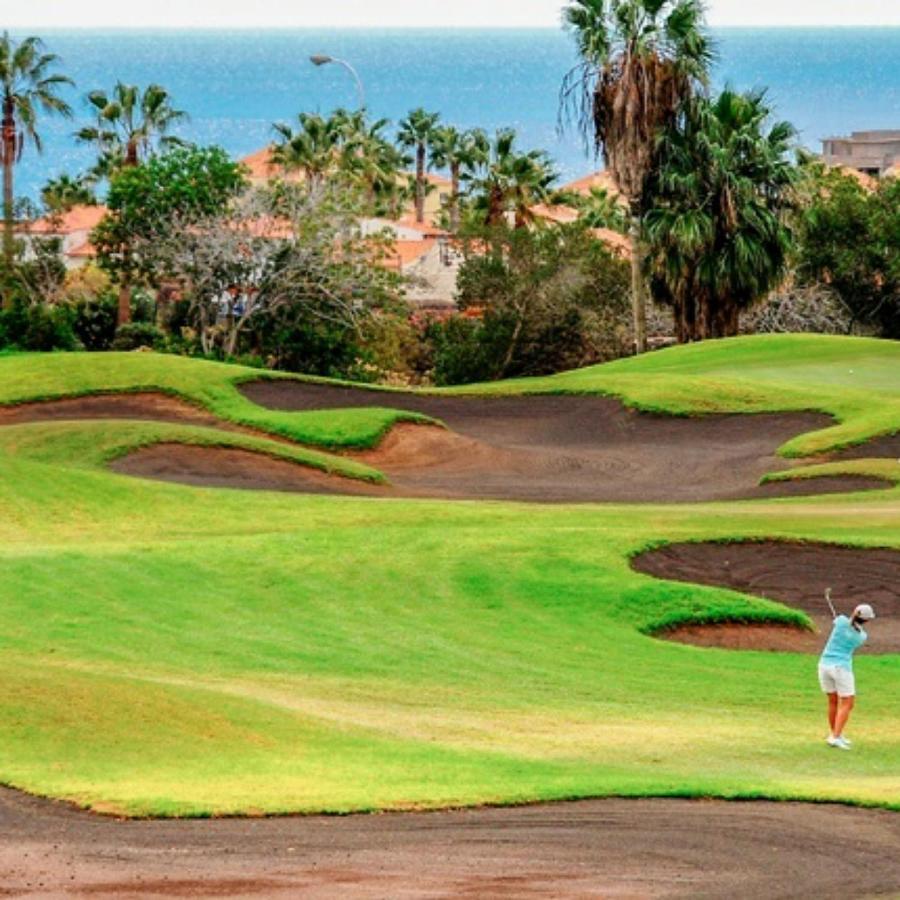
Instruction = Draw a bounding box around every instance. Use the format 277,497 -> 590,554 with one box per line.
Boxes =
825,587 -> 838,619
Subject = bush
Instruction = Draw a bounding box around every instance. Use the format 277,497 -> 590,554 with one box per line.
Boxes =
71,294 -> 119,350
111,322 -> 164,351
440,223 -> 632,384
0,300 -> 78,351
431,314 -> 511,386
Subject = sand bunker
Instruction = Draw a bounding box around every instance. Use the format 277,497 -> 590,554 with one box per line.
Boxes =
0,392 -> 232,429
3,387 -> 895,502
110,444 -> 384,496
632,541 -> 900,653
240,381 -> 893,503
834,432 -> 900,460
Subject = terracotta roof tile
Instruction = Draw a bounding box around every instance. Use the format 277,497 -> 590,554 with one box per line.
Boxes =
591,227 -> 632,258
28,205 -> 107,235
530,203 -> 580,225
66,241 -> 97,259
561,170 -> 620,197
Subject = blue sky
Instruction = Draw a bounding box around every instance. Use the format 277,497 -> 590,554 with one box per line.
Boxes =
5,0 -> 900,28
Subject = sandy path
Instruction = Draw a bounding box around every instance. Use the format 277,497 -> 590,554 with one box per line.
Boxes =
2,788 -> 899,899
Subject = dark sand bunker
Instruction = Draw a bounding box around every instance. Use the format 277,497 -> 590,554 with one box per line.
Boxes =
241,381 -> 892,503
3,787 -> 900,900
3,388 -> 894,503
0,392 -> 236,430
833,431 -> 900,460
633,541 -> 900,653
110,444 -> 385,496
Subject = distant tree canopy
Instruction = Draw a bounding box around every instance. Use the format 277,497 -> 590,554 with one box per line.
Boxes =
434,222 -> 630,384
796,166 -> 900,339
92,145 -> 247,290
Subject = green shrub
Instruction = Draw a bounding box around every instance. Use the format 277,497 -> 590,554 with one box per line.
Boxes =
71,294 -> 118,351
431,315 -> 509,386
111,322 -> 164,351
0,300 -> 78,351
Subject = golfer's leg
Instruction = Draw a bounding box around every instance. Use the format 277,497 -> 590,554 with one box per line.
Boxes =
834,697 -> 855,737
827,693 -> 839,733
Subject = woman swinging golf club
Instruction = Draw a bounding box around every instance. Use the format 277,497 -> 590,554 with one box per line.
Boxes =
819,589 -> 876,750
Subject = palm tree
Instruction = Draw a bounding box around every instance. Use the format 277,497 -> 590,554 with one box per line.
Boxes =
560,0 -> 712,353
76,82 -> 186,325
340,115 -> 410,216
430,126 -> 489,231
0,32 -> 73,289
567,185 -> 629,233
41,173 -> 96,224
77,82 -> 187,170
397,108 -> 440,224
271,112 -> 346,190
644,88 -> 797,341
468,129 -> 558,229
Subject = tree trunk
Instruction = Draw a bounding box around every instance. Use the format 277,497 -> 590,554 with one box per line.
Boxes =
629,210 -> 647,354
416,144 -> 426,224
450,163 -> 460,232
115,148 -> 140,327
118,281 -> 132,327
2,97 -> 17,305
125,138 -> 139,168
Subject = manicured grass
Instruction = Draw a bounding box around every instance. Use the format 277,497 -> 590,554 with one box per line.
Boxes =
0,336 -> 898,817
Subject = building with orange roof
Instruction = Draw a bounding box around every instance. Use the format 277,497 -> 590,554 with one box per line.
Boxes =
240,146 -> 288,183
18,204 -> 108,269
560,170 -> 622,199
590,227 -> 632,259
528,203 -> 580,226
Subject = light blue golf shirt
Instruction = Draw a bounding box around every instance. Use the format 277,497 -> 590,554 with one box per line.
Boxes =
820,615 -> 867,671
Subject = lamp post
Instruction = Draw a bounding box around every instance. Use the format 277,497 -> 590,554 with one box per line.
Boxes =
309,55 -> 366,110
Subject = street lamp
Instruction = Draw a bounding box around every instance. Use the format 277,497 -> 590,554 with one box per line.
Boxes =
309,54 -> 366,110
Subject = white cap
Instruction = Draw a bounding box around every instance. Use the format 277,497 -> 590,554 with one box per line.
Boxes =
853,604 -> 876,621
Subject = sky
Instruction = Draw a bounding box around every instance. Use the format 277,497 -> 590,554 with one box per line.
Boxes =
4,0 -> 900,29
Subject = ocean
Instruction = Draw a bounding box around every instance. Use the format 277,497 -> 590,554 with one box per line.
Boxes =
9,27 -> 900,199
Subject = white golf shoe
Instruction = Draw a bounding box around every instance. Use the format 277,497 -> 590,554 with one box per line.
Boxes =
827,736 -> 851,750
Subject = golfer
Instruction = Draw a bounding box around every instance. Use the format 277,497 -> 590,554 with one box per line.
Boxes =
819,603 -> 876,750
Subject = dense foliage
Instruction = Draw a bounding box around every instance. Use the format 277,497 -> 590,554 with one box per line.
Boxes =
433,223 -> 630,384
796,167 -> 900,338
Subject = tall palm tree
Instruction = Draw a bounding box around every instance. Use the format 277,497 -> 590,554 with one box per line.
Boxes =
77,82 -> 186,325
430,126 -> 489,231
340,115 -> 410,216
560,0 -> 712,353
0,32 -> 73,288
77,82 -> 187,170
397,108 -> 440,224
468,129 -> 558,229
271,112 -> 346,190
644,88 -> 797,341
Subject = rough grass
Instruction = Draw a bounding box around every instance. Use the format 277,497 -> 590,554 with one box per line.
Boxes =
0,336 -> 898,817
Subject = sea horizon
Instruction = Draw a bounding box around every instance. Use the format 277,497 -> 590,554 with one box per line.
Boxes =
9,26 -> 900,199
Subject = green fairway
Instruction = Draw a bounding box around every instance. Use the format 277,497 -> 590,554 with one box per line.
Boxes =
0,335 -> 898,817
